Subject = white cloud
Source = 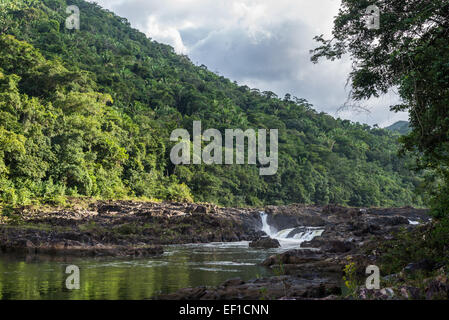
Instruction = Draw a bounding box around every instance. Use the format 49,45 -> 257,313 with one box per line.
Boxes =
87,0 -> 408,127
146,16 -> 189,54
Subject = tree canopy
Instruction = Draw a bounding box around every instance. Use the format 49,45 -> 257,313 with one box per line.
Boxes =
0,0 -> 425,208
311,0 -> 448,215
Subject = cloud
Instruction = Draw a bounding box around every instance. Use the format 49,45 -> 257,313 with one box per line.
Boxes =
87,0 -> 408,127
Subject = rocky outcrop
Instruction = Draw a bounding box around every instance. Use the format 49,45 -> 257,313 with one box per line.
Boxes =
357,273 -> 449,300
249,237 -> 280,248
264,204 -> 327,229
262,204 -> 429,254
159,204 -> 430,300
297,205 -> 429,254
0,239 -> 163,257
0,200 -> 264,257
157,275 -> 341,300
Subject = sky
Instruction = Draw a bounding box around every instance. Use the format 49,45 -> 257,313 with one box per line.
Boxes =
88,0 -> 409,127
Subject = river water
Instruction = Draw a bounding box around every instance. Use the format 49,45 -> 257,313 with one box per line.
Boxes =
0,212 -> 326,300
0,242 -> 285,300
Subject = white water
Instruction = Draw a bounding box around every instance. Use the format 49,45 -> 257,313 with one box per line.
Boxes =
260,211 -> 273,235
259,212 -> 324,248
408,219 -> 420,225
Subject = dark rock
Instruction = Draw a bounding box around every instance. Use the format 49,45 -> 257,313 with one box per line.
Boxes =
301,239 -> 354,253
97,204 -> 123,213
301,238 -> 325,249
222,278 -> 244,287
192,205 -> 208,214
351,222 -> 381,236
249,237 -> 280,249
358,287 -> 396,300
262,249 -> 323,266
425,276 -> 449,299
157,275 -> 340,300
404,259 -> 437,274
285,227 -> 322,238
406,286 -> 422,300
371,216 -> 409,226
266,212 -> 325,230
324,240 -> 355,253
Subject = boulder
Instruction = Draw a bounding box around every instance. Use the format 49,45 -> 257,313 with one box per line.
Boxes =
403,259 -> 438,274
262,249 -> 323,266
324,240 -> 355,253
371,216 -> 409,226
222,278 -> 245,287
249,237 -> 280,249
425,276 -> 449,299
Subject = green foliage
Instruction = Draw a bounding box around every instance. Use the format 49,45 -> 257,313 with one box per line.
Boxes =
0,34 -> 190,205
342,256 -> 359,297
0,0 -> 425,208
1,205 -> 15,217
311,0 -> 449,216
272,258 -> 286,276
380,220 -> 449,275
426,173 -> 449,219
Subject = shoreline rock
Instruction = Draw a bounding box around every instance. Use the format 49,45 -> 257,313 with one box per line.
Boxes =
0,200 -> 264,257
155,203 -> 430,300
0,200 -> 430,267
156,275 -> 341,300
249,237 -> 280,248
0,240 -> 163,257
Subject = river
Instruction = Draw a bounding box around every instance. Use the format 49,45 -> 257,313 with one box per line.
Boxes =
0,212 -> 328,300
0,242 -> 286,300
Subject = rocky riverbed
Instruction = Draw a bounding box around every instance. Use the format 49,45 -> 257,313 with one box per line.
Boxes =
157,204 -> 431,299
0,200 -> 263,257
0,200 -> 433,299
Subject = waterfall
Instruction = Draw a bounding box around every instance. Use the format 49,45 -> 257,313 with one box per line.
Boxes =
259,211 -> 324,247
260,211 -> 273,236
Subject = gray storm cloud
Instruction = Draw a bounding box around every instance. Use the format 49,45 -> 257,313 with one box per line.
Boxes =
87,0 -> 408,127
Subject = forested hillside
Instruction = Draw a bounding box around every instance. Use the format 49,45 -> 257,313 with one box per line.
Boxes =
0,0 -> 423,208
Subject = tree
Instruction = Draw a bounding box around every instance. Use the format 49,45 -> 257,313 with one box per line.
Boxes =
311,0 -> 449,213
0,0 -> 425,208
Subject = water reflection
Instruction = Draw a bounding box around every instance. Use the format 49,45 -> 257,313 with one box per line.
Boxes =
0,242 -> 280,300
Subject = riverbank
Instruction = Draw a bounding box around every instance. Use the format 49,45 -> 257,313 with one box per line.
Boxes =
157,204 -> 433,300
2,199 -> 440,299
1,200 -> 429,256
0,199 -> 263,257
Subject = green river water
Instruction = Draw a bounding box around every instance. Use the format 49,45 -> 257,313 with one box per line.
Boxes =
0,242 -> 284,300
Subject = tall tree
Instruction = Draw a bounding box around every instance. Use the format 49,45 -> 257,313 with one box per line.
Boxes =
311,0 -> 449,215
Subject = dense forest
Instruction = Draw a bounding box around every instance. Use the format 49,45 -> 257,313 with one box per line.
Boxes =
0,0 -> 424,209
